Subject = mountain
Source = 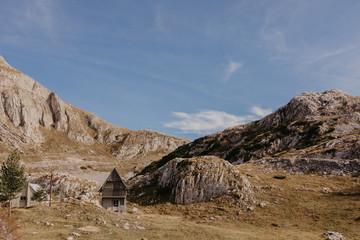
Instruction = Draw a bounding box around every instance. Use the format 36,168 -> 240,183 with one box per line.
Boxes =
0,56 -> 189,174
142,89 -> 360,174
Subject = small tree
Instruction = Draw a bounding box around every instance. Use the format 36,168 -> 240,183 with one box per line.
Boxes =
0,150 -> 27,216
31,188 -> 47,203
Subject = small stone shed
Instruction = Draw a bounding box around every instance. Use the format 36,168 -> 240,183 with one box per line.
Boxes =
99,168 -> 127,213
12,183 -> 42,208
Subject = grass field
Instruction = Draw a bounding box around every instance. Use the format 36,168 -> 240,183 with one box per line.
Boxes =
7,163 -> 359,240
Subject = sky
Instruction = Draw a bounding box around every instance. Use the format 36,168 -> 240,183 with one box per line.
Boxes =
1,0 -> 360,140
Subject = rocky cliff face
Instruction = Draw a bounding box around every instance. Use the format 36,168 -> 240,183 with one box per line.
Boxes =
142,90 -> 360,174
0,56 -> 189,160
130,156 -> 253,205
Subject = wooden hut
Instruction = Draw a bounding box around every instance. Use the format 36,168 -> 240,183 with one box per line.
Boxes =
99,168 -> 127,213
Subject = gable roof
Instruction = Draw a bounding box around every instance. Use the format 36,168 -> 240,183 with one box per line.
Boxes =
29,183 -> 41,192
99,168 -> 127,192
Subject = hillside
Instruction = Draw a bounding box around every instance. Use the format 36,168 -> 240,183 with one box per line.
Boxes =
142,89 -> 360,174
0,56 -> 189,176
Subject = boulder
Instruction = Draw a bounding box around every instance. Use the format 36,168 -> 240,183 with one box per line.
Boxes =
130,156 -> 254,205
323,231 -> 345,240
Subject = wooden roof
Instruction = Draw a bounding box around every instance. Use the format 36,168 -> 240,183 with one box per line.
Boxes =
99,168 -> 127,192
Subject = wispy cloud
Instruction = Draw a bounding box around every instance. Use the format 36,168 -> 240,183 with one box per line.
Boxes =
154,5 -> 165,32
257,1 -> 360,92
17,0 -> 55,35
223,59 -> 242,81
250,106 -> 272,117
165,106 -> 272,134
0,0 -> 57,45
260,28 -> 288,54
313,45 -> 360,62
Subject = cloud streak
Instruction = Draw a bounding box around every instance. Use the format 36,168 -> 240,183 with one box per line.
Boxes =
154,5 -> 165,32
165,106 -> 272,134
313,45 -> 360,62
250,106 -> 272,117
223,60 -> 242,81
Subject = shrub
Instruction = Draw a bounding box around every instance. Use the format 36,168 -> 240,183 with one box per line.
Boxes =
326,127 -> 335,133
324,148 -> 337,155
177,159 -> 192,168
292,120 -> 308,126
273,175 -> 286,179
351,173 -> 360,178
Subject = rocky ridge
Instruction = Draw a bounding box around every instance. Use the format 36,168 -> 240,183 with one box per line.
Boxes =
130,156 -> 254,205
0,56 -> 189,160
254,158 -> 360,175
142,89 -> 360,174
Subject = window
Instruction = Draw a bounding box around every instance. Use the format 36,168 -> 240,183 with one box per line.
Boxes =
20,196 -> 26,201
114,183 -> 120,190
113,199 -> 119,207
120,198 -> 125,205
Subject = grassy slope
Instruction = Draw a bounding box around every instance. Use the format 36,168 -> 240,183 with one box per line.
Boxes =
12,163 -> 360,240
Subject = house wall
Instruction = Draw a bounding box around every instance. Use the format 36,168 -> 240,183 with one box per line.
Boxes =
12,187 -> 27,208
11,184 -> 38,208
103,182 -> 113,189
102,198 -> 113,209
102,198 -> 126,213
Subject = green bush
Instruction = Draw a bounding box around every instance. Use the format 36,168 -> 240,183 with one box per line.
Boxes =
324,148 -> 337,154
273,175 -> 286,179
351,173 -> 360,178
177,159 -> 192,168
292,120 -> 308,126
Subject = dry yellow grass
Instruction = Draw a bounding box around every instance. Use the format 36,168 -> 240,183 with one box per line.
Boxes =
9,163 -> 360,240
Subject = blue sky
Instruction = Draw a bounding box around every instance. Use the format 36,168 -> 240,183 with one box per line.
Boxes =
1,0 -> 360,140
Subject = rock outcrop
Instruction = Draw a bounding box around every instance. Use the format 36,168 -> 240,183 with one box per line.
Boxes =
0,56 -> 189,159
323,231 -> 345,240
142,89 -> 360,174
130,156 -> 253,205
254,158 -> 360,175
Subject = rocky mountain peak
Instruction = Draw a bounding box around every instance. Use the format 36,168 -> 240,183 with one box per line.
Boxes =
0,56 -> 189,161
0,56 -> 11,68
258,89 -> 358,128
141,90 -> 360,174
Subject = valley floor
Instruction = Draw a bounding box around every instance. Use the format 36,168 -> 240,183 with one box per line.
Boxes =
8,163 -> 360,240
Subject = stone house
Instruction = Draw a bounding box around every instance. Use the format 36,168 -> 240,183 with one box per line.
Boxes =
12,183 -> 43,208
99,168 -> 127,213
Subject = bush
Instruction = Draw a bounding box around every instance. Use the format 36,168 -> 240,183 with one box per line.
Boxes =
273,175 -> 286,179
324,148 -> 337,155
177,159 -> 192,168
292,120 -> 308,126
351,173 -> 360,178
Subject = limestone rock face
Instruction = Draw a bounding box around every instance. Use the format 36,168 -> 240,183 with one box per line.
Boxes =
0,56 -> 189,159
130,156 -> 253,205
49,92 -> 68,132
